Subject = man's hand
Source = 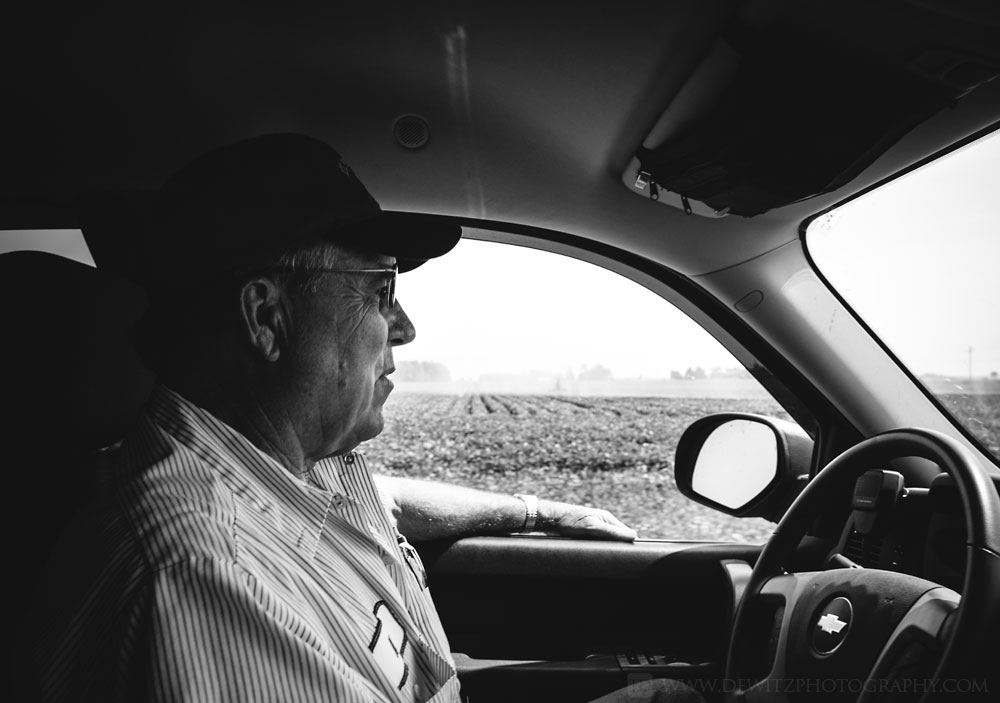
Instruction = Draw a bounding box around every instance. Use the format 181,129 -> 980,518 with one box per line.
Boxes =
537,500 -> 637,542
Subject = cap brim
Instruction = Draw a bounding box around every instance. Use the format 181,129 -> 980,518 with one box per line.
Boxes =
334,211 -> 462,272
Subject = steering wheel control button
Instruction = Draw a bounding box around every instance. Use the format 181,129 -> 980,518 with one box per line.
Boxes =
812,596 -> 853,655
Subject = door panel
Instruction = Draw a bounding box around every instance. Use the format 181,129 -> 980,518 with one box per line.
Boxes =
417,536 -> 762,702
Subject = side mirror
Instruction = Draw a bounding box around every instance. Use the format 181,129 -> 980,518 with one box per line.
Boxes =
675,413 -> 813,520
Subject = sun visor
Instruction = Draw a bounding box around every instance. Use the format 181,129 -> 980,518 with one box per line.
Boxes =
625,22 -> 997,218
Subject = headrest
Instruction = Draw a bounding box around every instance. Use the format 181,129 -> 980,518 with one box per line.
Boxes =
1,251 -> 155,455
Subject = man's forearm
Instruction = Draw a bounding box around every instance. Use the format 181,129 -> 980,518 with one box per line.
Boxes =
372,474 -> 527,541
372,474 -> 636,542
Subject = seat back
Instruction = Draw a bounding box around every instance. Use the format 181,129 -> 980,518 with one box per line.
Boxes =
1,250 -> 155,699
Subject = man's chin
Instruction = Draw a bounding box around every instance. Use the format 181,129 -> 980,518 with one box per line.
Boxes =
326,408 -> 386,458
356,409 -> 386,445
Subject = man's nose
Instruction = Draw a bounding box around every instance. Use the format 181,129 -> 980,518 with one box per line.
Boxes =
387,300 -> 416,346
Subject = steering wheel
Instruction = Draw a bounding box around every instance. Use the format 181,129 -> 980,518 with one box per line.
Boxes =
726,428 -> 1000,702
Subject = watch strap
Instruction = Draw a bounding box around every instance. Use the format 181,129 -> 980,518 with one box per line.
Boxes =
513,493 -> 538,533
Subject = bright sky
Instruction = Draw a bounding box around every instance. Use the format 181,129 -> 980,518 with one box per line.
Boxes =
394,238 -> 739,380
807,129 -> 1000,378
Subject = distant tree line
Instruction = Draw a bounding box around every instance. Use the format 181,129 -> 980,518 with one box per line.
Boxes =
571,364 -> 754,381
670,366 -> 751,380
578,364 -> 613,381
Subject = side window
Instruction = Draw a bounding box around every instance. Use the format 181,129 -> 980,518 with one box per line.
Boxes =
806,129 -> 1000,465
363,239 -> 797,542
0,229 -> 96,265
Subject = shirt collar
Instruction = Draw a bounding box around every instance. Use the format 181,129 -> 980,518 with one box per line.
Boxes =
146,384 -> 339,556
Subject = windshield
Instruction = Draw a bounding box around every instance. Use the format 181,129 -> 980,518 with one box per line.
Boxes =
806,129 -> 1000,463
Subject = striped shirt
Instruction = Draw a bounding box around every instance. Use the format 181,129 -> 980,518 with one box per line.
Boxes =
26,385 -> 460,703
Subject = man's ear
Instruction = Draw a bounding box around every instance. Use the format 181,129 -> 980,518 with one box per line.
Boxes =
238,277 -> 287,362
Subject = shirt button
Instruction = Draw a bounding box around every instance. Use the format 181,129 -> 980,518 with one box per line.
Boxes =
344,453 -> 356,465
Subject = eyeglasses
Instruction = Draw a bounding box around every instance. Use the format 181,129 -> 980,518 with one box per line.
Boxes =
262,263 -> 397,308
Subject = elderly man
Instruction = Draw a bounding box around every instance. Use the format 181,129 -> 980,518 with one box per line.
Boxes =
22,134 -> 682,703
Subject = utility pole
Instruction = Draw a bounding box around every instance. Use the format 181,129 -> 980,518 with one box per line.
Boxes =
968,345 -> 974,383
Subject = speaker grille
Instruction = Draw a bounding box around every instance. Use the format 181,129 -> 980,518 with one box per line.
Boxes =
393,115 -> 430,149
844,530 -> 883,567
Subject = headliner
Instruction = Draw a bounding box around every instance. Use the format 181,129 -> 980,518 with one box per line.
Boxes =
2,0 -> 999,276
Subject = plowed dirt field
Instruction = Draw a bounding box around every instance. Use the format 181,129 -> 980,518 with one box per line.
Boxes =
361,394 -> 791,542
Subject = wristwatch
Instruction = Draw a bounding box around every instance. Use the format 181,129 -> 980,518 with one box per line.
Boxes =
513,493 -> 538,533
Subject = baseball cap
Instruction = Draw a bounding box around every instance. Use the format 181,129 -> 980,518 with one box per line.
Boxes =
143,133 -> 461,289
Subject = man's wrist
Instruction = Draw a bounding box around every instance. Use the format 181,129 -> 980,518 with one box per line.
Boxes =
513,494 -> 538,533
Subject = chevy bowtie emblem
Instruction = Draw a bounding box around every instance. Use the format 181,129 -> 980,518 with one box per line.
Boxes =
817,613 -> 847,634
812,597 -> 853,654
